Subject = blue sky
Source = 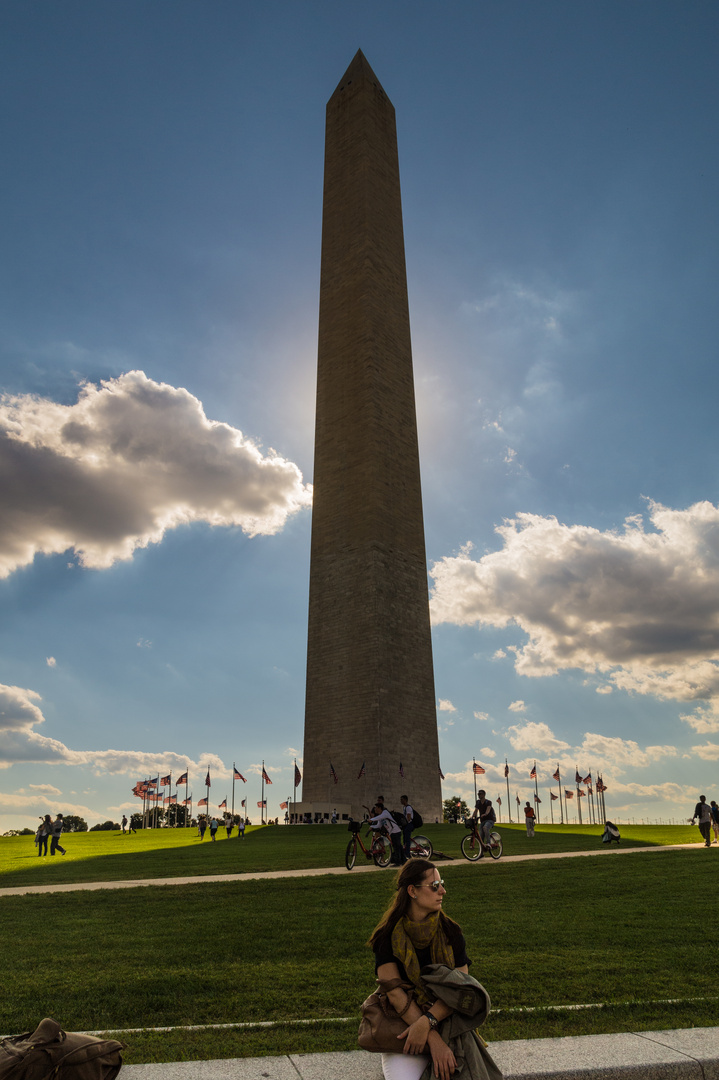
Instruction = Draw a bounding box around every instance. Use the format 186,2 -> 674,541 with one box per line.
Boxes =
1,2 -> 718,832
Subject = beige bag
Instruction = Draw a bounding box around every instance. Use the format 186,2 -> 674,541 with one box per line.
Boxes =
0,1018 -> 125,1080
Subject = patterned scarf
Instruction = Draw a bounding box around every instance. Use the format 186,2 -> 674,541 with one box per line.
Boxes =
390,912 -> 455,1004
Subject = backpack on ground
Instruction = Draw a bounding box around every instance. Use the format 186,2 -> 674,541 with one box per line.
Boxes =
0,1018 -> 125,1080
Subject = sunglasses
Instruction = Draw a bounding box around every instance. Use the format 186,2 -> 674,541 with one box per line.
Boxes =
415,879 -> 445,892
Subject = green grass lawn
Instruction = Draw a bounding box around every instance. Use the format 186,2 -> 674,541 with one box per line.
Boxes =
1,832 -> 716,1063
0,821 -> 700,889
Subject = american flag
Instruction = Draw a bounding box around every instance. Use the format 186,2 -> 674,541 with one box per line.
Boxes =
473,762 -> 486,774
534,793 -> 541,803
149,776 -> 158,786
257,800 -> 267,808
262,767 -> 272,785
583,773 -> 592,785
329,763 -> 338,785
176,772 -> 188,786
182,796 -> 192,805
516,794 -> 520,804
553,767 -> 561,782
497,795 -> 502,805
280,801 -> 288,810
219,798 -> 227,809
550,791 -> 558,800
160,774 -> 171,786
530,765 -> 537,779
205,770 -> 211,787
504,763 -> 509,778
234,768 -> 246,782
575,769 -> 583,784
241,799 -> 246,807
565,789 -> 574,799
294,764 -> 302,786
357,761 -> 366,779
578,788 -> 586,797
198,797 -> 208,806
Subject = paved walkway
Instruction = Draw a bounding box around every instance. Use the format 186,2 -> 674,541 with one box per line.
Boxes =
121,1026 -> 719,1080
0,843 -> 700,898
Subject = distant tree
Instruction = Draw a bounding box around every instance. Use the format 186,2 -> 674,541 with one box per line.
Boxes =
443,796 -> 470,823
3,828 -> 35,836
61,815 -> 88,832
89,820 -> 120,831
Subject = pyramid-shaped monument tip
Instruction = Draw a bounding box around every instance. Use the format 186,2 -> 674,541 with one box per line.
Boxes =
331,49 -> 387,99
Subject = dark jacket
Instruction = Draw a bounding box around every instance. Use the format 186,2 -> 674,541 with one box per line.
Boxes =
419,965 -> 503,1080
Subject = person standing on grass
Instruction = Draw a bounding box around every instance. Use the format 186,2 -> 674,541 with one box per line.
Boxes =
36,814 -> 52,857
523,801 -> 536,838
691,796 -> 713,847
400,795 -> 416,860
237,818 -> 246,839
210,817 -> 219,841
198,815 -> 207,840
50,813 -> 67,856
121,815 -> 128,833
225,815 -> 233,838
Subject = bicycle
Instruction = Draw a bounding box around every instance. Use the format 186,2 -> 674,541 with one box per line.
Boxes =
407,832 -> 434,859
345,820 -> 392,869
460,818 -> 503,861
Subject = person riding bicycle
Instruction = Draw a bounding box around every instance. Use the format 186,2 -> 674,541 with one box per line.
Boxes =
472,790 -> 496,845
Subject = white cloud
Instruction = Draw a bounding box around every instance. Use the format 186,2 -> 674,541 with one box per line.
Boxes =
692,742 -> 719,761
507,722 -> 571,754
46,657 -> 56,668
508,700 -> 526,713
479,747 -> 496,758
473,711 -> 489,721
431,500 -> 719,707
28,783 -> 62,795
438,699 -> 456,712
0,370 -> 312,578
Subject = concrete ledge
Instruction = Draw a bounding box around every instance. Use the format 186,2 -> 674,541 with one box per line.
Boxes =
121,1026 -> 719,1080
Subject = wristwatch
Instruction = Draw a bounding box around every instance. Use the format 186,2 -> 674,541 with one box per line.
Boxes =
425,1012 -> 440,1031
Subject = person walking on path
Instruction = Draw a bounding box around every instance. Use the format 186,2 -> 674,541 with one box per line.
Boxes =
210,817 -> 219,841
49,814 -> 67,856
710,801 -> 719,845
691,796 -> 713,847
524,802 -> 536,838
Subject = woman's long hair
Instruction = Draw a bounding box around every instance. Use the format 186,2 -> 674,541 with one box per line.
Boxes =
368,859 -> 458,948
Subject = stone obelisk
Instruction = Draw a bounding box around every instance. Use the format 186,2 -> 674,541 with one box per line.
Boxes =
301,50 -> 442,822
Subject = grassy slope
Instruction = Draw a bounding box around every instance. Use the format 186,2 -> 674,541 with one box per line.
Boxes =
0,822 -> 700,888
1,829 -> 717,1062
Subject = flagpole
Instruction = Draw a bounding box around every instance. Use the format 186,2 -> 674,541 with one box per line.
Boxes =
473,758 -> 477,804
533,763 -> 540,824
556,768 -> 564,825
505,760 -> 512,823
576,770 -> 583,825
232,764 -> 236,822
261,759 -> 265,825
293,757 -> 297,824
550,793 -> 554,824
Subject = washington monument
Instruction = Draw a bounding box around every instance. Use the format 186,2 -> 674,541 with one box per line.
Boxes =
301,50 -> 442,822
